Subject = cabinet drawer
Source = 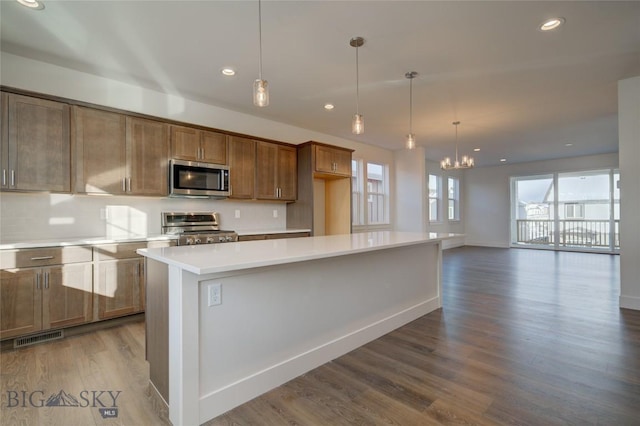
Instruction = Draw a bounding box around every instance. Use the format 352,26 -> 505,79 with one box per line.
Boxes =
94,242 -> 146,261
94,241 -> 174,261
266,232 -> 310,239
1,246 -> 92,269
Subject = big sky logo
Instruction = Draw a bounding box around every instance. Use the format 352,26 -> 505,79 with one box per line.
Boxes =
5,389 -> 121,418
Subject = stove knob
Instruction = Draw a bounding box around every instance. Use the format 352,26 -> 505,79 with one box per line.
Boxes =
225,236 -> 234,242
185,237 -> 194,245
206,236 -> 215,244
194,238 -> 202,245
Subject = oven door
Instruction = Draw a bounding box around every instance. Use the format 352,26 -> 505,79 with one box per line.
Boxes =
170,159 -> 229,197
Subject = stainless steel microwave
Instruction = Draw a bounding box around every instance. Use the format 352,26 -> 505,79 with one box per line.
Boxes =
169,159 -> 230,198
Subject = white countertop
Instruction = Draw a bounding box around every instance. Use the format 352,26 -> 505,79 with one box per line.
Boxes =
0,234 -> 177,250
137,231 -> 459,275
0,229 -> 311,250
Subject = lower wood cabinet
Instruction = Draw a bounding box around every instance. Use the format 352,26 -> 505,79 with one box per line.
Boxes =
0,263 -> 93,340
94,257 -> 143,320
0,240 -> 174,340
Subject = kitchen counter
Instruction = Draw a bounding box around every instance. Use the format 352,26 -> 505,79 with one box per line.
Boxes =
0,234 -> 177,250
138,231 -> 455,425
139,231 -> 453,275
0,229 -> 310,250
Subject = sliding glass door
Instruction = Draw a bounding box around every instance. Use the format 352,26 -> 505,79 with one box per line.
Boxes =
511,169 -> 619,252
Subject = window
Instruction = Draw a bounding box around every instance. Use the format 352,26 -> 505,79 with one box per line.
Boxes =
351,159 -> 363,226
448,177 -> 460,221
511,169 -> 620,252
565,203 -> 585,219
428,174 -> 441,222
366,162 -> 388,224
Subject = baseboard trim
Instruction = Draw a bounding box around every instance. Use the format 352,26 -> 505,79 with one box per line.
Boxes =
620,295 -> 640,311
198,297 -> 441,423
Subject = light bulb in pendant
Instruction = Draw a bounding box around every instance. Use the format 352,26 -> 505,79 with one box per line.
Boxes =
406,133 -> 416,150
352,113 -> 364,135
253,79 -> 269,107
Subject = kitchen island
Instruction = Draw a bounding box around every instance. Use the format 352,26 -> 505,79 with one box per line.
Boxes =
137,231 -> 456,425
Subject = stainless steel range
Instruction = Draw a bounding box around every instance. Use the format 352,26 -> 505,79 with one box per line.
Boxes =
161,212 -> 238,245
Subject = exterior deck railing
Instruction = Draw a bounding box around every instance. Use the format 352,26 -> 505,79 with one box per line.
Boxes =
516,219 -> 619,249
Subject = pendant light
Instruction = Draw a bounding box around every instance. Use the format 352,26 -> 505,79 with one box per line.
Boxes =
350,37 -> 364,134
253,0 -> 269,107
441,121 -> 474,170
405,71 -> 418,149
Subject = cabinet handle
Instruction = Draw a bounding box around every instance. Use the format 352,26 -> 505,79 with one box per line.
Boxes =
11,170 -> 15,187
2,169 -> 6,186
127,177 -> 132,192
122,178 -> 126,192
200,147 -> 204,159
30,256 -> 54,261
35,273 -> 40,290
44,272 -> 49,289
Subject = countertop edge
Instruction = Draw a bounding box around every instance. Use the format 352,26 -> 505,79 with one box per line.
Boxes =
138,232 -> 460,275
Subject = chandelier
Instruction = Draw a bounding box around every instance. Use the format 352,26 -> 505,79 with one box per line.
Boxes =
441,121 -> 474,170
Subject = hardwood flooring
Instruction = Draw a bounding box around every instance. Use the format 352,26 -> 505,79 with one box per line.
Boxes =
2,246 -> 639,425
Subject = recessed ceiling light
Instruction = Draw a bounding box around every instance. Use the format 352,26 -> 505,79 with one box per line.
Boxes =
500,158 -> 507,162
324,103 -> 335,110
221,68 -> 236,76
539,17 -> 565,31
16,0 -> 44,9
565,143 -> 573,147
473,148 -> 481,152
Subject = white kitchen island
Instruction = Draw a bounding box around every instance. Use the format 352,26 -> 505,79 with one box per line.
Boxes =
137,231 -> 456,425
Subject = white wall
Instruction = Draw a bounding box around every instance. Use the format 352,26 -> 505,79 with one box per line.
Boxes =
393,147 -> 427,233
464,153 -> 619,248
619,76 -> 640,311
0,52 -> 394,240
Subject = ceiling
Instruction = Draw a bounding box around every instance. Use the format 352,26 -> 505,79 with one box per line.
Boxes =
1,1 -> 639,167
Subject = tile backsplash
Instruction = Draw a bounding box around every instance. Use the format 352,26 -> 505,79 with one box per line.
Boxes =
0,192 -> 287,242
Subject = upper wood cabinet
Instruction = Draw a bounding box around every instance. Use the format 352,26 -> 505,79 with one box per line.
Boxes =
170,125 -> 227,164
127,116 -> 169,196
1,93 -> 71,192
74,106 -> 126,194
228,136 -> 256,199
255,141 -> 297,201
314,144 -> 352,177
74,107 -> 169,196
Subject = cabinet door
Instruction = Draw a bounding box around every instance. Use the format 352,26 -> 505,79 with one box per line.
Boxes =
0,268 -> 41,339
1,93 -> 8,190
95,258 -> 143,320
170,125 -> 200,161
200,130 -> 227,164
333,149 -> 352,176
255,141 -> 278,199
277,146 -> 297,200
43,264 -> 93,330
6,94 -> 70,192
74,106 -> 127,194
314,145 -> 336,174
127,117 -> 169,196
228,136 -> 255,199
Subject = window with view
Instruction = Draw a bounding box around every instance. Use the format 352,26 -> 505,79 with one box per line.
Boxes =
428,174 -> 441,222
448,177 -> 460,221
351,159 -> 363,226
366,162 -> 388,224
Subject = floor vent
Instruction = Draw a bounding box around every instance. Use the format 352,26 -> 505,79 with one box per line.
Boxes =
14,330 -> 64,349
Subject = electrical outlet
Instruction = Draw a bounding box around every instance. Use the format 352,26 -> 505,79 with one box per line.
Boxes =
208,283 -> 222,306
235,209 -> 241,219
273,209 -> 278,218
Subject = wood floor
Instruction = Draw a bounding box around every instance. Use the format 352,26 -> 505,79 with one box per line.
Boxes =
2,246 -> 639,425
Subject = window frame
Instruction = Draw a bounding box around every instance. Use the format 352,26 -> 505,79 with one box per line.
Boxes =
448,176 -> 461,222
365,161 -> 389,226
428,174 -> 442,223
